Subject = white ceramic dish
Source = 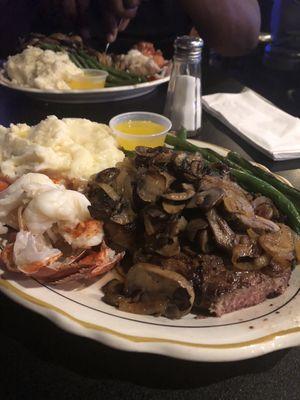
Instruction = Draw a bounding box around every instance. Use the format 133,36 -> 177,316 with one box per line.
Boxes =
0,71 -> 170,103
0,140 -> 299,362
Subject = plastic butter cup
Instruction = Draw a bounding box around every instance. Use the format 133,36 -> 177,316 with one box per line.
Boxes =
67,69 -> 108,90
109,112 -> 172,151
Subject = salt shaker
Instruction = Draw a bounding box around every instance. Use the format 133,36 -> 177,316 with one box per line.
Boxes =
164,36 -> 204,137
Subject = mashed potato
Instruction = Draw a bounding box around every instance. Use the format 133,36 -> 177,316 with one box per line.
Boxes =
0,116 -> 124,182
5,47 -> 83,90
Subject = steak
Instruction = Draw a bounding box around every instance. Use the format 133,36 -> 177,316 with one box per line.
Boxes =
157,254 -> 291,317
196,255 -> 291,317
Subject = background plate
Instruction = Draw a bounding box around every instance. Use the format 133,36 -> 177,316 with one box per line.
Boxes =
0,141 -> 299,362
0,72 -> 169,103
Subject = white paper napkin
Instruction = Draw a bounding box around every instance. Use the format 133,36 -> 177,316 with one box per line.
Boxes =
202,89 -> 300,160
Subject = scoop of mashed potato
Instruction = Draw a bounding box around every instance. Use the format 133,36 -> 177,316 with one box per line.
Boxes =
0,116 -> 124,182
5,46 -> 83,90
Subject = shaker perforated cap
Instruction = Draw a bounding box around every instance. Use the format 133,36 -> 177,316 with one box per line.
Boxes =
174,36 -> 204,59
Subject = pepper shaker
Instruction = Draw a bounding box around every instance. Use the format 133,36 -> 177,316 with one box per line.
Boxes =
164,36 -> 204,137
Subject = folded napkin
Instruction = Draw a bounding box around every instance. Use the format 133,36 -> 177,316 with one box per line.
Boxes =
202,89 -> 300,160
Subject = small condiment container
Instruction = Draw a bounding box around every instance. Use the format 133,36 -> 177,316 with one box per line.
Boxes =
109,112 -> 172,151
67,69 -> 108,90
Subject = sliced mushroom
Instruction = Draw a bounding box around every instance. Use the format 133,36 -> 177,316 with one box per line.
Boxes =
143,206 -> 170,236
201,175 -> 254,216
232,247 -> 270,271
94,168 -> 120,184
135,146 -> 162,158
104,221 -> 137,252
146,206 -> 169,220
96,182 -> 120,202
137,169 -> 167,202
195,188 -> 224,211
170,216 -> 188,236
152,149 -> 174,165
252,196 -> 279,220
162,183 -> 195,202
102,279 -> 126,308
231,236 -> 265,271
259,224 -> 295,266
121,263 -> 195,319
135,147 -> 167,168
162,202 -> 186,215
237,214 -> 280,233
160,171 -> 176,188
110,201 -> 136,225
88,186 -> 118,221
186,218 -> 208,242
198,230 -> 210,254
206,208 -> 236,251
173,152 -> 204,181
156,236 -> 180,257
115,170 -> 134,203
143,213 -> 156,236
223,193 -> 253,216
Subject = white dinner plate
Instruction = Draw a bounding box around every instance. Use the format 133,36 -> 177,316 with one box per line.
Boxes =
0,140 -> 299,362
0,71 -> 170,103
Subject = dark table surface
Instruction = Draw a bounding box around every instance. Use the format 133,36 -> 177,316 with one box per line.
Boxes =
0,61 -> 299,400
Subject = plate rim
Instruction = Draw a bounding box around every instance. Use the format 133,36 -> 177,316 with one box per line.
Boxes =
1,277 -> 299,351
0,70 -> 170,94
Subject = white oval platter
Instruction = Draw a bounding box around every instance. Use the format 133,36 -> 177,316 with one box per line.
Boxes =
0,140 -> 299,362
0,71 -> 169,103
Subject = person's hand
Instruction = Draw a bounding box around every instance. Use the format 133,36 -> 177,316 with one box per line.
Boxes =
102,0 -> 141,43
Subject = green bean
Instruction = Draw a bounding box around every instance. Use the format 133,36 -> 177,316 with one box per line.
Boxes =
230,169 -> 300,234
81,56 -> 97,69
121,148 -> 135,158
38,43 -> 63,53
104,82 -> 119,88
77,51 -> 109,70
75,54 -> 90,69
176,128 -> 188,141
78,52 -> 100,69
78,50 -> 145,82
228,151 -> 300,204
68,53 -> 83,68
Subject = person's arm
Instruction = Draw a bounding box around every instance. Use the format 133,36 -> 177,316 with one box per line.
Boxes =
179,0 -> 261,56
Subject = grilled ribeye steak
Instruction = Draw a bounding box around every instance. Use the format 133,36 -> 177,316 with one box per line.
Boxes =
153,253 -> 291,317
196,255 -> 291,316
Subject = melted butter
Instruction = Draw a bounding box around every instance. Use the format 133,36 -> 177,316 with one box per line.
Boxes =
67,71 -> 106,90
115,120 -> 166,150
